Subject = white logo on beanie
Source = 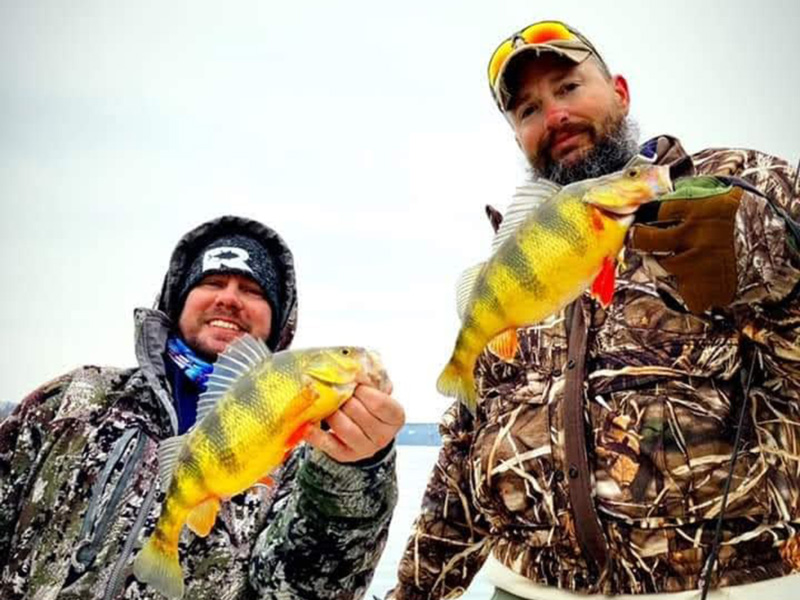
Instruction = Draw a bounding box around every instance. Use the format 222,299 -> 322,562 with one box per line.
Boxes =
203,247 -> 253,273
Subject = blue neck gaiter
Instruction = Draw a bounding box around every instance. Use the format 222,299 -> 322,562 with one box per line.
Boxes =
165,335 -> 214,434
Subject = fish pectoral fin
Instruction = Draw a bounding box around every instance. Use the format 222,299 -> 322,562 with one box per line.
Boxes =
285,422 -> 312,450
281,383 -> 320,424
487,329 -> 519,361
186,497 -> 220,538
590,256 -> 617,307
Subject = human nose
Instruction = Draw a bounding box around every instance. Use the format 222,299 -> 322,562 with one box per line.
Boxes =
213,282 -> 244,309
544,103 -> 570,130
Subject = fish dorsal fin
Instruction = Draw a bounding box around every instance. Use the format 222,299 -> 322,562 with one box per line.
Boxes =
158,433 -> 188,490
456,262 -> 485,321
196,334 -> 272,423
491,179 -> 561,253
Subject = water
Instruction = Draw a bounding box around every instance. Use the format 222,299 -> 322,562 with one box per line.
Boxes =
366,445 -> 493,599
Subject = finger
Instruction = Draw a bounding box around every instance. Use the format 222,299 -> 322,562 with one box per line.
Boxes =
340,397 -> 397,449
324,409 -> 373,453
352,386 -> 406,426
302,425 -> 353,462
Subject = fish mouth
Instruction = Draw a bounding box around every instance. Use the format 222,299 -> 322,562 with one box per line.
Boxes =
357,350 -> 392,393
591,203 -> 641,219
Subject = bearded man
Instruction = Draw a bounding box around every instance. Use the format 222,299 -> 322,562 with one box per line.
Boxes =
387,19 -> 800,600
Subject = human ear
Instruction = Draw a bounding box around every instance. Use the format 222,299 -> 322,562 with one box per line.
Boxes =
612,75 -> 630,113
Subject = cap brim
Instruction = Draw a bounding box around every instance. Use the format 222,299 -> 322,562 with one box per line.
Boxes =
493,43 -> 592,111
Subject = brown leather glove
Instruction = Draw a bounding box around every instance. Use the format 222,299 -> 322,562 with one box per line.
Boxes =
630,179 -> 743,314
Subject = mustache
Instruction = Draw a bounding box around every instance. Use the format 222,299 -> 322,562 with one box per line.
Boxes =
541,121 -> 595,156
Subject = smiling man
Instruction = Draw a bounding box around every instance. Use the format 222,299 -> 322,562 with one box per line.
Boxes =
0,215 -> 403,599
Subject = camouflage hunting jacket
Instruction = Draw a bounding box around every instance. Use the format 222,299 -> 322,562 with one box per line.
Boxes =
0,216 -> 398,600
388,137 -> 800,598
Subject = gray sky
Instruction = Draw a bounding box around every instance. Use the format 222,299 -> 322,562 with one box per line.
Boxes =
1,0 -> 798,422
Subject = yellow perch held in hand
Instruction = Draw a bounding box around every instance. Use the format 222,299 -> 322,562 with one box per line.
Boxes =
437,164 -> 672,414
133,334 -> 389,598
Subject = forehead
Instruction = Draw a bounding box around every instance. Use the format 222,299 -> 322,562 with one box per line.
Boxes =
503,54 -> 604,108
199,272 -> 261,288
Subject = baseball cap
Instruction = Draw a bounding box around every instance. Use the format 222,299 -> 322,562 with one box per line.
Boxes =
488,20 -> 610,111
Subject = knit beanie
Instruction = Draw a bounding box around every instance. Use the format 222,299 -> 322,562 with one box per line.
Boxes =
177,234 -> 283,332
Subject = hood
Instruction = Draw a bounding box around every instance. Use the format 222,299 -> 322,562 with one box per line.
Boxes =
155,215 -> 298,351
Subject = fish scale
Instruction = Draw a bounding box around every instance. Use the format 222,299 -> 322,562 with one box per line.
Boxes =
438,164 -> 673,414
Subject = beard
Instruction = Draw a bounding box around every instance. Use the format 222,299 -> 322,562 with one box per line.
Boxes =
528,116 -> 640,186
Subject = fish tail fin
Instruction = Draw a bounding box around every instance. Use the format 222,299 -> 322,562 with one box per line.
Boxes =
437,359 -> 477,415
133,535 -> 184,599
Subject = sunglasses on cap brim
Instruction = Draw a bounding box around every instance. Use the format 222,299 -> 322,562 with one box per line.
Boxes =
487,21 -> 600,92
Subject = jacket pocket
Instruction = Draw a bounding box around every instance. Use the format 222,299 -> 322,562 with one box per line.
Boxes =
472,403 -> 558,529
593,383 -> 769,525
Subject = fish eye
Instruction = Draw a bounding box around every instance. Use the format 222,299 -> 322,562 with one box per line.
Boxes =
626,167 -> 640,178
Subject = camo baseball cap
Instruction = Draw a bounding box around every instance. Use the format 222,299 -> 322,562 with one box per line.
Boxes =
488,20 -> 610,111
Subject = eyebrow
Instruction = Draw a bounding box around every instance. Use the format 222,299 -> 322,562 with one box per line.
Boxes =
509,67 -> 578,111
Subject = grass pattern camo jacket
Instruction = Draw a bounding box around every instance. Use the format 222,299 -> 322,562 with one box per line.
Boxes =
388,137 -> 800,598
0,216 -> 398,600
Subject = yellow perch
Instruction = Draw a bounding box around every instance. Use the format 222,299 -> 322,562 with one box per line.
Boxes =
438,164 -> 672,413
133,334 -> 389,598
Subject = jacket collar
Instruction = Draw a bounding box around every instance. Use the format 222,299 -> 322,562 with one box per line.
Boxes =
644,135 -> 696,178
133,307 -> 179,434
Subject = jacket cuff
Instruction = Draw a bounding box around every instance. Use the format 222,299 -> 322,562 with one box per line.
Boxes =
299,444 -> 398,518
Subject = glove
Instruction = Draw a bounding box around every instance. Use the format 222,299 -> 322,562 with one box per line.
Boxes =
630,177 -> 743,314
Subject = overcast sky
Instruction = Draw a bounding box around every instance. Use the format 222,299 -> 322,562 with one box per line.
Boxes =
1,0 -> 798,422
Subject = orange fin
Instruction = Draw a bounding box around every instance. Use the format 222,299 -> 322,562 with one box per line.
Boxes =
286,421 -> 311,450
487,329 -> 519,360
591,257 -> 617,307
186,497 -> 220,538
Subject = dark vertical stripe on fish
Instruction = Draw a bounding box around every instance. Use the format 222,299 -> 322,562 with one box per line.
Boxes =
472,276 -> 507,320
502,244 -> 546,297
462,315 -> 488,340
535,200 -> 587,254
201,411 -> 240,473
232,373 -> 258,406
181,451 -> 210,494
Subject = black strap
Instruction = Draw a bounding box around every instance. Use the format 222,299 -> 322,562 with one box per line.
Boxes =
699,350 -> 757,598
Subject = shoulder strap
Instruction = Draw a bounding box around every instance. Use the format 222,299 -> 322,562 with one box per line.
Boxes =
563,301 -> 609,578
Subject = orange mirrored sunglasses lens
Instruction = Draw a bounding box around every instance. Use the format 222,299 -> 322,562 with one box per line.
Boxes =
520,22 -> 573,45
488,22 -> 575,88
488,40 -> 514,87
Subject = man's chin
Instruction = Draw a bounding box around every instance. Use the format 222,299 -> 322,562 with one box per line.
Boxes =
552,146 -> 591,169
198,331 -> 246,360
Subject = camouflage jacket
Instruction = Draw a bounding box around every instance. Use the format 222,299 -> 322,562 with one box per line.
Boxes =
0,216 -> 398,600
388,137 -> 800,598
